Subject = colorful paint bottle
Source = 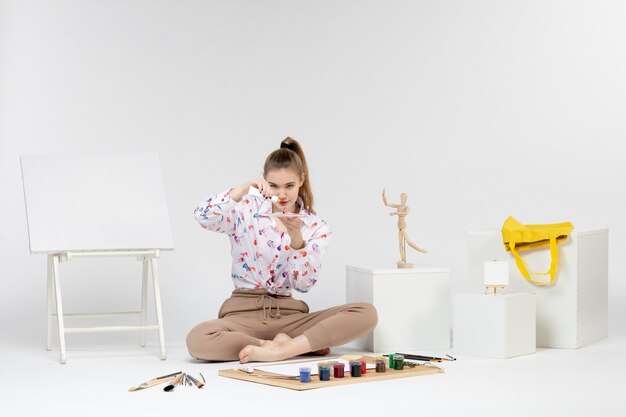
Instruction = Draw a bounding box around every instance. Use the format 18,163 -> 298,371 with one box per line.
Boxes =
316,362 -> 329,374
388,353 -> 395,369
350,360 -> 362,377
361,360 -> 367,375
319,365 -> 331,381
393,354 -> 405,370
375,359 -> 386,373
333,363 -> 345,378
299,367 -> 311,383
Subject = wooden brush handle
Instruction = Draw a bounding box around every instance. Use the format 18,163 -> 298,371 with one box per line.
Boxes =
128,373 -> 181,392
171,373 -> 185,385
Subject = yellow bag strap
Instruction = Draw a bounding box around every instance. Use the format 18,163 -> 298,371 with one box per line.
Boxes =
508,236 -> 558,286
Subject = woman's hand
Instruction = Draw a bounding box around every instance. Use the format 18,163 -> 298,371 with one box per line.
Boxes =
230,178 -> 272,201
249,178 -> 272,198
281,217 -> 305,249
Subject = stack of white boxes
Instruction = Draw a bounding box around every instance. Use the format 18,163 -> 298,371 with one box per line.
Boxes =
345,228 -> 608,358
466,229 -> 608,349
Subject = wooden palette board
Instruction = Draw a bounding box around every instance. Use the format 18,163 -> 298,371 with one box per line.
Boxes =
219,361 -> 443,391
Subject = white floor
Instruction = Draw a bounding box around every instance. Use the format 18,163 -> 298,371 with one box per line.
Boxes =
2,337 -> 625,417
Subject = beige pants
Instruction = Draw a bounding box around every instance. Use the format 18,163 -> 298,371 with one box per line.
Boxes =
186,289 -> 378,361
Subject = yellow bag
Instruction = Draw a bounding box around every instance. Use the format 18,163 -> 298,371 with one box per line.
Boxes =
502,216 -> 574,286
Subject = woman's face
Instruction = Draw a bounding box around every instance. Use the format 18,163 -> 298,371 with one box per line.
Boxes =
265,168 -> 304,213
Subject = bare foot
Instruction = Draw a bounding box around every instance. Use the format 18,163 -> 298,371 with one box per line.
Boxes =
240,334 -> 293,363
239,344 -> 282,363
271,334 -> 329,355
258,339 -> 276,348
257,334 -> 291,350
239,334 -> 313,363
272,333 -> 292,345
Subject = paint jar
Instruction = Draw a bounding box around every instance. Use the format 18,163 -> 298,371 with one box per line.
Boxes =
350,360 -> 362,377
388,353 -> 395,369
299,367 -> 311,383
375,359 -> 386,373
361,360 -> 367,375
316,362 -> 329,374
393,354 -> 404,370
319,365 -> 331,381
333,363 -> 345,378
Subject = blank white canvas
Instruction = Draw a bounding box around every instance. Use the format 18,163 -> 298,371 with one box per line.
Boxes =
21,153 -> 174,253
484,261 -> 509,286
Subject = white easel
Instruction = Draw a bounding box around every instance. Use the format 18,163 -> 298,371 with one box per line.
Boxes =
22,153 -> 174,364
46,250 -> 166,364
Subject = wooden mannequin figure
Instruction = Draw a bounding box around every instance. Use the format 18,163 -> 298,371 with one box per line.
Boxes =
382,189 -> 426,268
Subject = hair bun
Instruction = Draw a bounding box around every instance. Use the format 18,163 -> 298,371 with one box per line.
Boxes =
280,138 -> 294,150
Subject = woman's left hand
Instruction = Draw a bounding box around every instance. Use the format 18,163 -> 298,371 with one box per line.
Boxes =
281,216 -> 305,249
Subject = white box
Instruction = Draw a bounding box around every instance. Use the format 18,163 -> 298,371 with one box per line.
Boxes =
346,265 -> 450,352
467,229 -> 608,348
453,293 -> 536,358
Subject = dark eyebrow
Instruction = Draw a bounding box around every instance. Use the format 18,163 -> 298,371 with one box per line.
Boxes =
269,182 -> 296,186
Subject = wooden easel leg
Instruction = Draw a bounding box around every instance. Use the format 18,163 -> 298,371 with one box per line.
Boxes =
150,257 -> 166,360
46,255 -> 54,351
140,258 -> 148,347
51,255 -> 67,364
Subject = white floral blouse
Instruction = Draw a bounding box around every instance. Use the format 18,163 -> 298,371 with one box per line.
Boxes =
194,188 -> 332,295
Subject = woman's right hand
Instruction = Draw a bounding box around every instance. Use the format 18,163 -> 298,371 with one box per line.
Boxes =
249,178 -> 272,198
230,178 -> 271,202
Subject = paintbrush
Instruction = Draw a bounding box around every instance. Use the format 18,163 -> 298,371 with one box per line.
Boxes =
186,374 -> 205,389
384,353 -> 457,362
128,371 -> 182,392
163,373 -> 185,392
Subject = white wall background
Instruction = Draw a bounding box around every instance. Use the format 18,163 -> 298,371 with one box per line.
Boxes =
1,0 -> 625,349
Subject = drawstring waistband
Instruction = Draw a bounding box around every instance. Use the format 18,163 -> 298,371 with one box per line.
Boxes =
256,294 -> 281,322
218,289 -> 309,319
231,289 -> 290,323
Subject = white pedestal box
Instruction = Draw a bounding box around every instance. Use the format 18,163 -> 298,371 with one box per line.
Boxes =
453,293 -> 536,359
467,229 -> 608,349
346,265 -> 450,352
